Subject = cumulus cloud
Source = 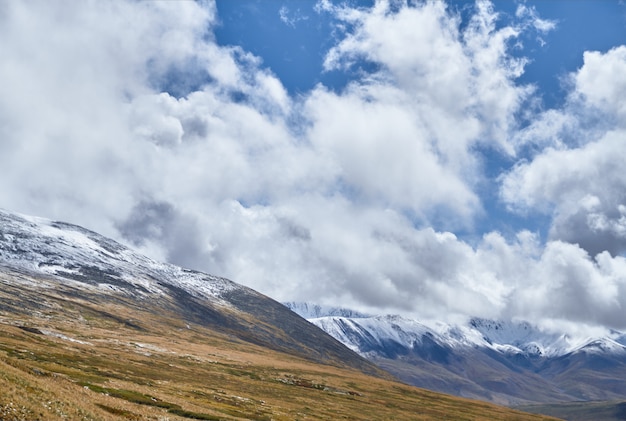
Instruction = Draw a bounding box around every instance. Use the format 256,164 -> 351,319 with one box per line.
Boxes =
502,47 -> 626,257
322,0 -> 532,156
307,0 -> 537,227
575,46 -> 626,119
509,242 -> 626,329
0,0 -> 221,234
1,0 -> 624,333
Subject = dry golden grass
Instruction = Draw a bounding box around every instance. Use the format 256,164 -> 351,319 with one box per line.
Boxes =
0,279 -> 560,421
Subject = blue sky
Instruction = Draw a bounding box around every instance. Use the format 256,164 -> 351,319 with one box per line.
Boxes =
214,1 -> 626,103
2,0 -> 626,332
214,0 -> 369,94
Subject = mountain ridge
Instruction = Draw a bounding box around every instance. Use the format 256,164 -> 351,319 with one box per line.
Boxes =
284,302 -> 626,405
0,208 -> 380,373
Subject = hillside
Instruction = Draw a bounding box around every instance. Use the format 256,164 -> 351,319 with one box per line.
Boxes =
0,209 -> 558,420
0,209 -> 376,373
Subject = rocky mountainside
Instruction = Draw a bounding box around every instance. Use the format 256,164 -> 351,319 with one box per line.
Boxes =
285,302 -> 626,406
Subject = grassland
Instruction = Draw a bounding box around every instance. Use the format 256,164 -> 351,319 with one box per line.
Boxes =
0,272 -> 559,420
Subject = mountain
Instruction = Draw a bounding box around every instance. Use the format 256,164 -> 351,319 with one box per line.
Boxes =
0,209 -> 557,420
0,209 -> 377,372
285,302 -> 626,406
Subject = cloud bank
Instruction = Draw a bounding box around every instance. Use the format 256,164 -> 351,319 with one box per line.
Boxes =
1,0 -> 625,333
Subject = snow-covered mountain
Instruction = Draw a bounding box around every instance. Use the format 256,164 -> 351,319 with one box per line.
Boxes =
0,209 -> 242,303
285,303 -> 626,358
284,302 -> 626,404
467,318 -> 626,357
0,209 -> 378,373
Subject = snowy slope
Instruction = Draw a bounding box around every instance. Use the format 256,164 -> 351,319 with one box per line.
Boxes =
0,209 -> 241,304
285,302 -> 626,358
0,209 -> 380,372
469,318 -> 626,357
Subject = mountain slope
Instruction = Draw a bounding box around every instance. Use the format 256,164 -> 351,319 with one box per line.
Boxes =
0,209 -> 377,372
0,209 -> 559,420
285,303 -> 626,406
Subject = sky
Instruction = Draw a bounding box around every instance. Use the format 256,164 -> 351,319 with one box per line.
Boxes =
2,0 -> 626,333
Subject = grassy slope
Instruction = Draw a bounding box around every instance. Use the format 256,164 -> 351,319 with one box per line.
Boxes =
0,274 -> 559,420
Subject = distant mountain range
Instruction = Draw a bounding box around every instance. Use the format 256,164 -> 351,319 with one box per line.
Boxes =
285,302 -> 626,405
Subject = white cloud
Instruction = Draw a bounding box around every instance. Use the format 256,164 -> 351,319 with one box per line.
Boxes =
323,0 -> 532,156
509,242 -> 625,328
503,132 -> 626,256
574,46 -> 626,119
0,0 -> 218,235
515,4 -> 557,34
2,0 -> 625,333
501,47 -> 626,257
310,0 -> 535,227
303,84 -> 481,223
279,6 -> 309,28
